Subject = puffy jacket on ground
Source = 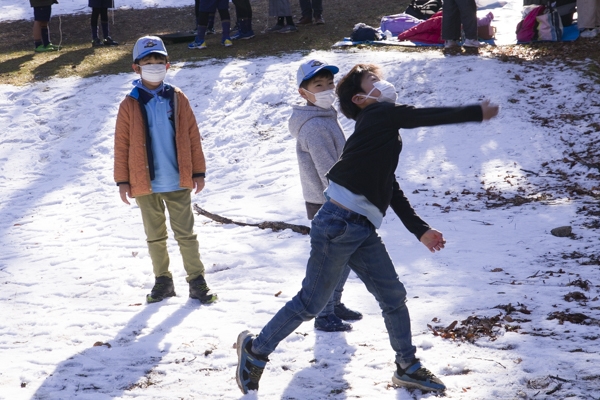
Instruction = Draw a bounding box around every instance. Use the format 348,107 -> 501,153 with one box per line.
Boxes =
397,11 -> 443,44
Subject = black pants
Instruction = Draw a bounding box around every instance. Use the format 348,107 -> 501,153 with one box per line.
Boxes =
233,0 -> 252,19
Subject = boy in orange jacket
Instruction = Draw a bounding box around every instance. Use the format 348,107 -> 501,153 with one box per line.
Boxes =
113,36 -> 217,305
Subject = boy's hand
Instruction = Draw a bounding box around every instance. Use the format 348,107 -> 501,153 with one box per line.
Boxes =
119,184 -> 131,205
481,99 -> 499,121
193,177 -> 205,194
420,229 -> 446,253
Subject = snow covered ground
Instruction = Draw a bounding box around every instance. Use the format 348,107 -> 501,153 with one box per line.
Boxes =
2,1 -> 600,400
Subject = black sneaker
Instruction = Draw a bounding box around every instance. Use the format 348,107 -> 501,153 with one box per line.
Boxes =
236,331 -> 268,394
392,360 -> 446,392
334,303 -> 363,321
146,276 -> 176,303
103,37 -> 119,46
91,38 -> 103,47
314,314 -> 352,332
189,275 -> 218,304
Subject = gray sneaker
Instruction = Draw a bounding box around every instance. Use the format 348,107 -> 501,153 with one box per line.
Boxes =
463,38 -> 481,48
267,24 -> 285,32
278,25 -> 298,33
444,40 -> 459,49
392,360 -> 446,392
580,28 -> 598,38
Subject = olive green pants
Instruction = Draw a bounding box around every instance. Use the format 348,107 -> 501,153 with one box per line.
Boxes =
135,189 -> 205,282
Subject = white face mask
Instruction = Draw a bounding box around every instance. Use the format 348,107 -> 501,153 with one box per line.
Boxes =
363,80 -> 397,103
139,64 -> 167,83
304,88 -> 336,109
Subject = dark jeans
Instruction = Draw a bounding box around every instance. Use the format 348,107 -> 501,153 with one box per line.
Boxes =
252,201 -> 417,365
442,0 -> 478,40
299,0 -> 323,17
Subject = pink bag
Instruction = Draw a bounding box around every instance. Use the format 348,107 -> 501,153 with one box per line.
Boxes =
516,5 -> 545,42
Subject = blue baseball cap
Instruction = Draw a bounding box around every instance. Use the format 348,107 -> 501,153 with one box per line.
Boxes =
296,59 -> 339,87
132,36 -> 168,62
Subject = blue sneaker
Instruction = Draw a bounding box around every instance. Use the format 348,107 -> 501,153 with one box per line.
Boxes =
314,314 -> 352,332
221,38 -> 233,47
392,360 -> 446,392
231,30 -> 255,40
236,331 -> 268,394
188,40 -> 207,49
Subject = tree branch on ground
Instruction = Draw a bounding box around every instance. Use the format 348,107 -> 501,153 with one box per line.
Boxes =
193,204 -> 310,235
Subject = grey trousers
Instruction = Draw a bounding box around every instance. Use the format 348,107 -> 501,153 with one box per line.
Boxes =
269,0 -> 292,16
442,0 -> 478,40
577,0 -> 600,29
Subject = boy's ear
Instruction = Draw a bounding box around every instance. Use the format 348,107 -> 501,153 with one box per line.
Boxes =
132,63 -> 141,74
352,93 -> 366,106
298,87 -> 309,100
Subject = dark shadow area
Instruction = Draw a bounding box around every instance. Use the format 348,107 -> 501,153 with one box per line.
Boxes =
0,53 -> 35,74
32,303 -> 196,399
31,46 -> 95,79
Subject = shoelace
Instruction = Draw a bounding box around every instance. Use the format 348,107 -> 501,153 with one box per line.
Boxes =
192,283 -> 209,292
411,366 -> 435,380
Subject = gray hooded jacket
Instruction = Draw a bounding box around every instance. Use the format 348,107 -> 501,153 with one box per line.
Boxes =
288,104 -> 346,204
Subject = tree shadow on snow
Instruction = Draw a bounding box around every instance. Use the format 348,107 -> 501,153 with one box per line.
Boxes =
31,302 -> 195,399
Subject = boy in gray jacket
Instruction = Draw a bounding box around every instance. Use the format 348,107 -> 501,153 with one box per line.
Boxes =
288,59 -> 362,332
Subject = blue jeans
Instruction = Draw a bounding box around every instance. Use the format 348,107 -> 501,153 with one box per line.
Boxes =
252,201 -> 417,365
317,263 -> 351,317
307,202 -> 352,318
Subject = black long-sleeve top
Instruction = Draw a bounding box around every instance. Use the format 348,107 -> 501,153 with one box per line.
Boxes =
326,101 -> 483,239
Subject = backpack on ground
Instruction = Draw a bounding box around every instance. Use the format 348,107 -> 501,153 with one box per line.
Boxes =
404,0 -> 443,20
516,5 -> 545,42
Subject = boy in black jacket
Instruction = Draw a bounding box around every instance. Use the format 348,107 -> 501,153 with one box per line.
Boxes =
236,63 -> 499,394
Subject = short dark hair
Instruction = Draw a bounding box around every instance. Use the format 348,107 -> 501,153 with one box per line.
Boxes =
299,69 -> 335,90
135,52 -> 169,64
336,64 -> 381,120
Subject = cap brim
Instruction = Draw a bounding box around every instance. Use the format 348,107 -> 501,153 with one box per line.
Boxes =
135,50 -> 168,61
302,65 -> 339,83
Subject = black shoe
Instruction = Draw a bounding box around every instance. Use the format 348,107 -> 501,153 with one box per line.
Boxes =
91,38 -> 103,47
297,15 -> 312,25
189,275 -> 218,304
334,303 -> 363,321
314,314 -> 352,332
392,360 -> 446,392
103,37 -> 119,46
146,276 -> 176,303
314,15 -> 325,25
